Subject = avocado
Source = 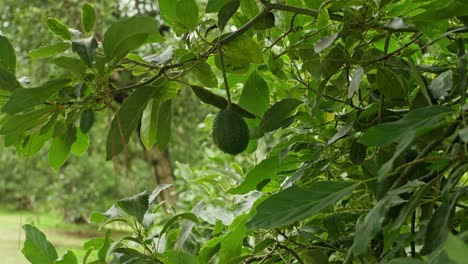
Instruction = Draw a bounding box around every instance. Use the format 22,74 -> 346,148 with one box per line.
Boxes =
212,107 -> 250,155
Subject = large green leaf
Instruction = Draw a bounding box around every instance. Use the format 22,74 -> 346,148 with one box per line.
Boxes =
81,3 -> 96,33
410,0 -> 468,22
28,42 -> 71,59
103,16 -> 159,62
358,105 -> 454,147
3,78 -> 71,114
206,0 -> 231,12
0,106 -> 55,135
219,214 -> 249,263
160,250 -> 200,264
444,234 -> 468,264
191,61 -> 218,88
238,71 -> 270,116
228,156 -> 278,194
22,224 -> 58,264
260,98 -> 303,132
116,191 -> 149,226
48,125 -> 76,170
221,34 -> 263,64
218,0 -> 240,31
175,0 -> 199,31
0,35 -> 16,74
155,100 -> 172,151
52,56 -> 87,79
247,181 -> 359,229
376,67 -> 407,99
141,99 -> 160,150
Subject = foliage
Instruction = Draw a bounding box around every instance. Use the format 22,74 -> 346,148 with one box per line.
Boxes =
0,0 -> 467,263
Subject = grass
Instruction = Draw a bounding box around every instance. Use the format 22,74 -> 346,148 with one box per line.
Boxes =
0,209 -> 109,264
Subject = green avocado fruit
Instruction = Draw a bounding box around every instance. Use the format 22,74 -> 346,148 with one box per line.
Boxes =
212,107 -> 250,155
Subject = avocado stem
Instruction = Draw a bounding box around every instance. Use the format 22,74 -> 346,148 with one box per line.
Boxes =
218,48 -> 232,108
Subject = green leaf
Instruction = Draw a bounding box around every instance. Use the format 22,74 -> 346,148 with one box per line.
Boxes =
444,234 -> 468,264
52,56 -> 87,79
192,61 -> 218,88
0,64 -> 21,91
421,189 -> 465,255
219,214 -> 249,263
141,99 -> 160,150
48,125 -> 76,170
253,12 -> 275,30
47,18 -> 71,40
198,236 -> 224,263
80,109 -> 95,134
28,42 -> 71,59
221,34 -> 263,64
376,67 -> 407,99
158,0 -> 188,35
160,250 -> 200,264
351,181 -> 424,256
206,0 -> 231,12
81,3 -> 96,33
117,191 -> 149,226
71,36 -> 97,66
238,71 -> 269,116
358,106 -> 454,147
70,128 -> 89,156
176,0 -> 199,31
386,258 -> 425,264
0,35 -> 16,74
459,127 -> 468,143
54,250 -> 78,264
21,224 -> 58,264
247,181 -> 359,229
350,140 -> 367,164
260,98 -> 303,132
0,106 -> 54,135
429,70 -> 453,100
411,0 -> 468,22
190,85 -> 256,118
3,78 -> 71,114
103,16 -> 159,62
106,86 -> 157,159
321,44 -> 345,77
156,100 -> 172,151
228,156 -> 278,194
218,0 -> 240,31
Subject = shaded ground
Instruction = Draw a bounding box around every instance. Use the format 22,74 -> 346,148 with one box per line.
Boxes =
0,210 -> 103,263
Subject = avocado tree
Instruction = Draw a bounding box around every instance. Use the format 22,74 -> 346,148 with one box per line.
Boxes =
1,0 -> 468,263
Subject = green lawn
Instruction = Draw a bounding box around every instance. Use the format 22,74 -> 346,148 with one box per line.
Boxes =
0,210 -> 105,264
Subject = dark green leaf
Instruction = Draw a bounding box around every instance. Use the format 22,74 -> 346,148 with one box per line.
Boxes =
46,17 -> 71,40
238,71 -> 269,116
21,224 -> 58,264
253,12 -> 275,30
358,105 -> 454,147
175,0 -> 199,31
156,100 -> 172,151
218,0 -> 240,31
3,78 -> 71,114
411,0 -> 468,22
106,86 -> 160,159
190,85 -> 256,118
350,140 -> 367,164
322,44 -> 345,77
421,189 -> 466,255
160,212 -> 199,236
28,42 -> 71,59
260,98 -> 303,132
0,64 -> 21,91
117,191 -> 149,226
228,156 -> 278,194
81,3 -> 96,33
206,0 -> 231,12
0,106 -> 54,135
376,67 -> 407,99
72,36 -> 97,66
459,127 -> 468,143
351,181 -> 424,256
158,0 -> 188,35
248,181 -> 359,229
48,125 -> 76,170
80,109 -> 95,134
0,35 -> 16,74
103,16 -> 159,62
